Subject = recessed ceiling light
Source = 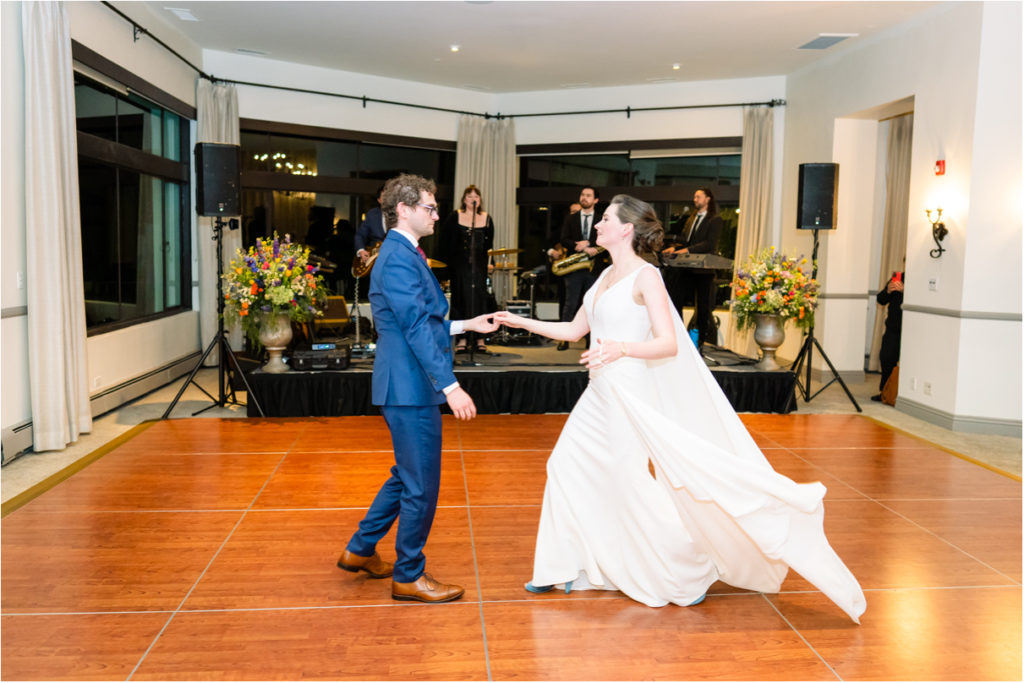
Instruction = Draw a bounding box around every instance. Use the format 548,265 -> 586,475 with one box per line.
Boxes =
450,45 -> 460,53
672,64 -> 680,70
164,7 -> 199,21
798,33 -> 858,50
235,48 -> 268,56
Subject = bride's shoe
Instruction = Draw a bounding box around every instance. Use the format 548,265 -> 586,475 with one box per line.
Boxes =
687,593 -> 706,606
524,580 -> 574,594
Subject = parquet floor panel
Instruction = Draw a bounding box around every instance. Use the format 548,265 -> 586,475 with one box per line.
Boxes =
2,414 -> 1019,680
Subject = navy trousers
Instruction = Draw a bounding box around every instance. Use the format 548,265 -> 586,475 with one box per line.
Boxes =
347,405 -> 443,583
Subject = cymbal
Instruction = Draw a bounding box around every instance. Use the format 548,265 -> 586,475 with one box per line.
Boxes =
427,258 -> 447,269
488,247 -> 524,256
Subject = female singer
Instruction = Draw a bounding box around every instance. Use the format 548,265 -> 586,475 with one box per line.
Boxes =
440,185 -> 495,353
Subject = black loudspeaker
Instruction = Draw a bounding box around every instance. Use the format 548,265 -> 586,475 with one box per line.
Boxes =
195,143 -> 241,217
796,162 -> 838,230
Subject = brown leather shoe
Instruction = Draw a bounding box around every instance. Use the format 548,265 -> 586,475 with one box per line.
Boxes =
337,549 -> 393,578
391,573 -> 464,603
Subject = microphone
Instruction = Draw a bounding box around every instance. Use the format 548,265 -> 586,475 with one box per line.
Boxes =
470,200 -> 479,214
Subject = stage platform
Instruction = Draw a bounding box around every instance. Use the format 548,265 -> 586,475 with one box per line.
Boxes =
244,339 -> 797,417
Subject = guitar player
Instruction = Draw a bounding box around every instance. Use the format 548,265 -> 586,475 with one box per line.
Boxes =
355,184 -> 387,269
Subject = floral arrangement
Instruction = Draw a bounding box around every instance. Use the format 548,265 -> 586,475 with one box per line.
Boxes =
222,233 -> 330,346
730,246 -> 819,330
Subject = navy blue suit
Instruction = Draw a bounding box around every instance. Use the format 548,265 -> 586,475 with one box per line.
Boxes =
354,207 -> 387,253
347,230 -> 456,582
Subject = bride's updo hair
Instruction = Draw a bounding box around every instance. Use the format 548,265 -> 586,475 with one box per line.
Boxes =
609,194 -> 663,256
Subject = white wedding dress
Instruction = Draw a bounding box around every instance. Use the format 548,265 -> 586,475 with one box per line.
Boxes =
530,264 -> 866,623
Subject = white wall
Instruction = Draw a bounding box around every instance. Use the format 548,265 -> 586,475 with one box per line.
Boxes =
66,2 -> 199,107
2,1 -> 30,431
783,1 -> 1021,431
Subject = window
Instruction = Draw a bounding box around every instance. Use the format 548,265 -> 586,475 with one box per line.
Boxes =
75,75 -> 191,331
517,148 -> 741,308
239,126 -> 456,297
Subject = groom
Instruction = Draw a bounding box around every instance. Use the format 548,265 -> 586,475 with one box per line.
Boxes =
337,173 -> 497,603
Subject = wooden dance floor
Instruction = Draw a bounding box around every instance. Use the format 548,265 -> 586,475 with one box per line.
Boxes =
2,414 -> 1020,680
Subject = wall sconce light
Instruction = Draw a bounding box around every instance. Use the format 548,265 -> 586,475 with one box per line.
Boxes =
925,208 -> 947,258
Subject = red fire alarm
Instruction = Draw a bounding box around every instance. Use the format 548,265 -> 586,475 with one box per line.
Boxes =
935,160 -> 946,175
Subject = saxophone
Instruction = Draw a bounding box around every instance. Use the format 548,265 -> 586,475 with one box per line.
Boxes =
552,247 -> 607,276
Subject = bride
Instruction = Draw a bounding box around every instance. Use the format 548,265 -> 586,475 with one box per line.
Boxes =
493,194 -> 865,623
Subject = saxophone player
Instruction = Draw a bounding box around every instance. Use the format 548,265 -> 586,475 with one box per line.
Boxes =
556,187 -> 607,350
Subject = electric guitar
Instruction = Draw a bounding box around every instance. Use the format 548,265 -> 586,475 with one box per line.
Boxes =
351,241 -> 382,279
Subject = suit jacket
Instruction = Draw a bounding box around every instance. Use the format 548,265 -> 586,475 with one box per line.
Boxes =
559,209 -> 609,273
355,207 -> 387,252
369,231 -> 456,406
669,212 -> 723,254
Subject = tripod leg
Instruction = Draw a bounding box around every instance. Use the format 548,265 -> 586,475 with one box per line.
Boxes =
223,343 -> 265,417
789,334 -> 812,400
161,333 -> 220,419
810,336 -> 862,412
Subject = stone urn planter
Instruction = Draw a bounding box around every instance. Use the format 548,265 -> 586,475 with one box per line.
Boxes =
753,313 -> 785,371
258,313 -> 293,373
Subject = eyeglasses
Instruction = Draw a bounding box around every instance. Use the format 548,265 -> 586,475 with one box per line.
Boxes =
415,203 -> 440,217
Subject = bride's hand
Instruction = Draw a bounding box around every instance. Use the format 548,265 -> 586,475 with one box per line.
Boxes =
580,338 -> 626,369
493,311 -> 526,328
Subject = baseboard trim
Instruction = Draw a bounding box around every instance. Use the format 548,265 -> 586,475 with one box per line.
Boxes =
895,397 -> 1022,437
89,352 -> 201,418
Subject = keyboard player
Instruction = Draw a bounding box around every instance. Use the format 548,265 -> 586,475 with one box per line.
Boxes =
661,187 -> 723,348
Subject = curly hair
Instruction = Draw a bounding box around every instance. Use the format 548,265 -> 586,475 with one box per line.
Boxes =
382,174 -> 437,229
609,194 -> 663,256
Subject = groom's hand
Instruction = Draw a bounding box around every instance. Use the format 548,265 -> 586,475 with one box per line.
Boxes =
465,313 -> 499,334
446,387 -> 477,420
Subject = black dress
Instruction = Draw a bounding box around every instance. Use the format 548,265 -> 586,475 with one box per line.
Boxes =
440,211 -> 494,320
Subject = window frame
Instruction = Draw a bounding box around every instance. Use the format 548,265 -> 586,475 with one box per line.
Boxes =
73,43 -> 193,335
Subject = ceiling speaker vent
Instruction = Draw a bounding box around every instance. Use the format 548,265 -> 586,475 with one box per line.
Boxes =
798,33 -> 857,50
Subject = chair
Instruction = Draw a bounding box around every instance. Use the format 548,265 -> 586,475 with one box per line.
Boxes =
313,295 -> 351,339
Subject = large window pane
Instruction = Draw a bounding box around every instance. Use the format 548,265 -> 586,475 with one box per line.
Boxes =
117,94 -> 163,156
80,162 -> 120,325
74,81 -> 117,143
360,143 -> 442,179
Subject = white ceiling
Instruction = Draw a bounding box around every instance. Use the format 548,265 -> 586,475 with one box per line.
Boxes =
140,1 -> 939,93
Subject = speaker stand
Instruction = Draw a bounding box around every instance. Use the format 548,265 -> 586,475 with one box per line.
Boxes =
789,229 -> 861,412
162,217 -> 264,419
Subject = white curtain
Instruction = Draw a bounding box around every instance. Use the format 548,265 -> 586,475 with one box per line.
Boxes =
868,114 -> 913,371
726,106 -> 774,355
735,106 -> 774,263
195,79 -> 241,362
454,115 -> 517,305
22,1 -> 93,450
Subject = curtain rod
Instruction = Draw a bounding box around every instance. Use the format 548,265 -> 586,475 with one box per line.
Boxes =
219,79 -> 785,119
102,2 -> 785,120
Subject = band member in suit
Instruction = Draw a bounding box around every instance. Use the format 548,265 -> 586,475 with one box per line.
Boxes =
556,186 -> 606,350
662,188 -> 723,347
338,174 -> 498,603
354,184 -> 387,266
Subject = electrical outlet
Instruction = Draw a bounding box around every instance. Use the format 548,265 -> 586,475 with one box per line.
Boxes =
923,381 -> 932,396
92,376 -> 102,389
910,377 -> 917,391
928,277 -> 938,291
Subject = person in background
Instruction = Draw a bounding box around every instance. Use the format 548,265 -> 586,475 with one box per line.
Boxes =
355,184 -> 387,267
661,187 -> 723,348
556,186 -> 605,350
872,268 -> 904,402
439,185 -> 495,354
